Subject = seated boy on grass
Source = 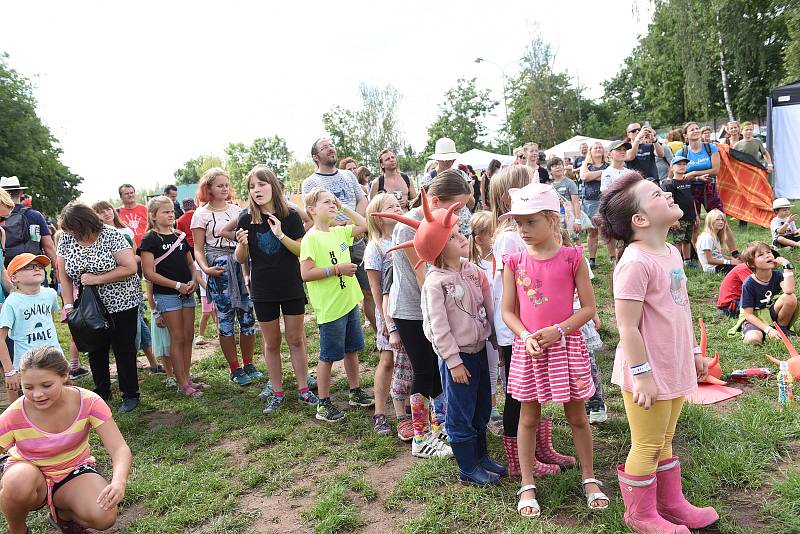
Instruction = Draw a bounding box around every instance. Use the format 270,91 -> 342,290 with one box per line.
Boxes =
737,241 -> 798,345
771,198 -> 800,249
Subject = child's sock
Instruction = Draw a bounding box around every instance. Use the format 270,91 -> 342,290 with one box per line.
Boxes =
70,354 -> 79,372
228,361 -> 239,373
273,391 -> 284,398
298,387 -> 310,395
242,354 -> 254,367
410,393 -> 428,443
430,402 -> 441,434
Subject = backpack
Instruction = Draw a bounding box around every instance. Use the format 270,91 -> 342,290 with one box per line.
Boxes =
377,173 -> 411,194
3,207 -> 42,266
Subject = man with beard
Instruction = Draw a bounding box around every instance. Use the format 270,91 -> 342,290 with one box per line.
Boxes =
303,138 -> 375,333
369,148 -> 417,210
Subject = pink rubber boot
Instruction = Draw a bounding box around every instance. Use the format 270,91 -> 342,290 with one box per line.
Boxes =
503,436 -> 560,478
535,416 -> 576,469
656,457 -> 719,529
617,465 -> 690,534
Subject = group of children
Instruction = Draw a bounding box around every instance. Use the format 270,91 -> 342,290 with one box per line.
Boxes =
10,148 -> 799,531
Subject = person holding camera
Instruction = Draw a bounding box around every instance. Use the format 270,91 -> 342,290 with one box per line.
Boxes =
624,122 -> 664,183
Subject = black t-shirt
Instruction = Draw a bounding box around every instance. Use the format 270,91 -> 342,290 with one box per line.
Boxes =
138,231 -> 192,294
662,178 -> 696,221
626,143 -> 659,181
583,163 -> 608,200
237,209 -> 305,302
534,166 -> 550,184
741,271 -> 784,311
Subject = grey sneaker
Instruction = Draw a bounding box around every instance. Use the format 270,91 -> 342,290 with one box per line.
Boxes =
242,363 -> 264,380
348,388 -> 375,407
263,395 -> 285,414
230,368 -> 252,386
372,414 -> 391,436
258,382 -> 274,399
316,400 -> 346,422
298,390 -> 319,406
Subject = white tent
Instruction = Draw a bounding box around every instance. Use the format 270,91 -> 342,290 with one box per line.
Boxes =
768,81 -> 800,199
454,148 -> 516,170
544,135 -> 614,160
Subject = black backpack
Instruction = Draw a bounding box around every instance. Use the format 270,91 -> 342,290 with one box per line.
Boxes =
377,173 -> 411,194
3,207 -> 42,266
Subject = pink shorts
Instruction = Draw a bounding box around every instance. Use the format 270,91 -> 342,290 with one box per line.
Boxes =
201,295 -> 214,314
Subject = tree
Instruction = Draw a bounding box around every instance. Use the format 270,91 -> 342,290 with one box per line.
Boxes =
423,78 -> 498,156
0,54 -> 82,217
321,84 -> 405,171
285,159 -> 316,194
224,135 -> 293,198
174,155 -> 223,185
784,5 -> 800,83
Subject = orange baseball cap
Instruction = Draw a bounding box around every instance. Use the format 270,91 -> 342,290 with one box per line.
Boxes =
7,253 -> 50,277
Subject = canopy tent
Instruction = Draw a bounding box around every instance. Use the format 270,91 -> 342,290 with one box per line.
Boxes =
453,149 -> 516,170
544,135 -> 614,159
768,81 -> 800,199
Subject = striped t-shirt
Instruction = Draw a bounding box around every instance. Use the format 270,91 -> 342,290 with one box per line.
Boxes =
0,387 -> 112,482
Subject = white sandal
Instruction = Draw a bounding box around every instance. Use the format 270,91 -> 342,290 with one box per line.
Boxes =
581,478 -> 610,510
516,484 -> 541,517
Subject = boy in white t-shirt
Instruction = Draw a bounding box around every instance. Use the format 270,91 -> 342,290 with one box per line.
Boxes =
770,198 -> 800,249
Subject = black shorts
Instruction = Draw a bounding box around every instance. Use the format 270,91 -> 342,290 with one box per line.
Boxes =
52,464 -> 98,496
253,298 -> 306,322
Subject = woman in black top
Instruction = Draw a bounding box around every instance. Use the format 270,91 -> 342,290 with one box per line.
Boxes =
232,166 -> 317,414
139,196 -> 201,398
579,142 -> 609,267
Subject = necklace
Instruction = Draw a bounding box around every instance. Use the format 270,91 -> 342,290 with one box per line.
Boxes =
753,271 -> 772,285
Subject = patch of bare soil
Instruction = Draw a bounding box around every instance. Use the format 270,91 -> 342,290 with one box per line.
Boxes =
239,489 -> 315,534
106,502 -> 148,533
718,485 -> 774,533
357,453 -> 421,533
209,436 -> 250,469
145,410 -> 182,430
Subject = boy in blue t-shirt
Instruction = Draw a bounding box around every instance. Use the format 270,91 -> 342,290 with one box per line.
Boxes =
0,253 -> 61,400
739,242 -> 798,345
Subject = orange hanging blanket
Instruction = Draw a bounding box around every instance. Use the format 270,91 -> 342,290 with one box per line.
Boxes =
716,143 -> 774,228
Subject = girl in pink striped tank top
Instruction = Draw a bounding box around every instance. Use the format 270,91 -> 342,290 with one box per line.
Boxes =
499,182 -> 608,517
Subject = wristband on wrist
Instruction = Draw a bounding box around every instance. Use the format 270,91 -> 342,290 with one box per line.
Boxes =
175,281 -> 182,290
724,259 -> 731,265
693,346 -> 702,355
4,369 -> 18,377
63,303 -> 74,310
765,325 -> 773,334
387,323 -> 398,333
333,264 -> 339,276
554,324 -> 566,339
630,362 -> 653,376
277,233 -> 286,241
520,330 -> 533,343
324,267 -> 332,278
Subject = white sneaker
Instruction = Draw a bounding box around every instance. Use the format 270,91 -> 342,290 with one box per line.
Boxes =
589,407 -> 608,424
412,433 -> 452,458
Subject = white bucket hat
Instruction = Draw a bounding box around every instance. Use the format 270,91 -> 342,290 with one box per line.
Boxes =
0,176 -> 27,191
429,138 -> 460,161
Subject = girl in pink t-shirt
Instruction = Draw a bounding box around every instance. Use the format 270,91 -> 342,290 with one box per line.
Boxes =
597,172 -> 717,534
0,346 -> 132,533
500,182 -> 607,517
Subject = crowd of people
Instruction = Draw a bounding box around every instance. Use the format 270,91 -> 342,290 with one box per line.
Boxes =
0,116 -> 788,532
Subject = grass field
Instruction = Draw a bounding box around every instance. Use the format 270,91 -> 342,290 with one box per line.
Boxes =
5,219 -> 800,533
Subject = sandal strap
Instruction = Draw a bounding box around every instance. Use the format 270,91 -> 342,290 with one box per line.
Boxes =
585,491 -> 610,508
516,484 -> 537,496
581,478 -> 604,487
517,498 -> 541,516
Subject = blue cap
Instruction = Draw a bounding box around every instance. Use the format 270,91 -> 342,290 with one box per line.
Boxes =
671,156 -> 690,166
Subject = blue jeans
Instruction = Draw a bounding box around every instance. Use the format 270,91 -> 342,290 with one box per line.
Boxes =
439,348 -> 491,444
206,256 -> 257,337
318,305 -> 365,362
136,307 -> 152,351
154,293 -> 196,314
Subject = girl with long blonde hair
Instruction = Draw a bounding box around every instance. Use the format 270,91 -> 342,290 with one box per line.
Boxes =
695,209 -> 740,274
579,142 -> 609,268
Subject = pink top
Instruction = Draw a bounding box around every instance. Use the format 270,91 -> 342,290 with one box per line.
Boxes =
503,246 -> 582,332
0,387 -> 112,482
422,259 -> 494,369
612,243 -> 697,399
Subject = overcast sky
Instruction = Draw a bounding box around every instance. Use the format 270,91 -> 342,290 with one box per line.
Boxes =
2,1 -> 651,202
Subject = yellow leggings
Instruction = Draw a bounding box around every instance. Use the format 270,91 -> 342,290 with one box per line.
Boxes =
622,391 -> 686,476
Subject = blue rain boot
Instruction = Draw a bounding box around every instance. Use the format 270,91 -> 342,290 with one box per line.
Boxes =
450,438 -> 500,486
476,430 -> 508,477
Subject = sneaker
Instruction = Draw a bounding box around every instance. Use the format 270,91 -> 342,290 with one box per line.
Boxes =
396,417 -> 414,442
258,382 -> 273,398
589,407 -> 608,424
373,414 -> 391,436
433,426 -> 449,443
412,433 -> 452,458
307,372 -> 317,390
263,395 -> 285,414
165,377 -> 177,388
148,365 -> 166,374
316,400 -> 346,422
194,336 -> 208,346
589,258 -> 596,270
119,397 -> 140,414
242,363 -> 264,380
488,412 -> 505,436
348,388 -> 375,407
298,390 -> 319,406
230,368 -> 253,386
68,367 -> 90,380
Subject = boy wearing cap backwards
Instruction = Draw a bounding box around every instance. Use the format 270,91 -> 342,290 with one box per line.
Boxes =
664,156 -> 699,266
770,198 -> 800,249
0,253 -> 61,401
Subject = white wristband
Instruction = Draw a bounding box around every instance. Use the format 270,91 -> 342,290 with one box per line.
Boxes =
765,326 -> 773,334
63,304 -> 74,310
631,362 -> 653,376
4,369 -> 18,377
785,271 -> 795,277
520,330 -> 533,343
175,281 -> 182,290
693,346 -> 702,355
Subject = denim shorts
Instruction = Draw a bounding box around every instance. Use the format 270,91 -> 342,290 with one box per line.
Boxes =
318,305 -> 364,362
154,293 -> 197,314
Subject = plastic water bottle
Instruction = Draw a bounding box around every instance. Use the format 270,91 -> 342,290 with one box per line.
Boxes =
777,361 -> 795,410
